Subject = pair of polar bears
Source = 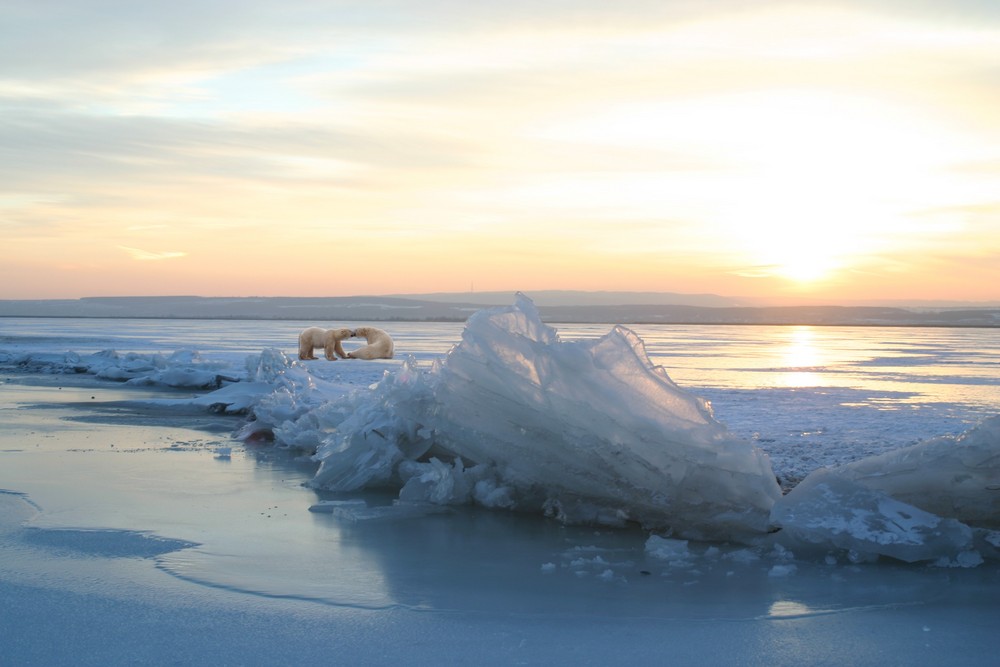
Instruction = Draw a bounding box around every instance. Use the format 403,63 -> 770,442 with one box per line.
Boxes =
298,326 -> 394,361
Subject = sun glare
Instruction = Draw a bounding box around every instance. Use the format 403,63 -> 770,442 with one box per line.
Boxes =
542,89 -> 972,289
701,91 -> 967,287
774,255 -> 836,284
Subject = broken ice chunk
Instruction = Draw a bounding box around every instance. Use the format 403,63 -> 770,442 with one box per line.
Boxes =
771,469 -> 976,563
644,535 -> 693,566
324,501 -> 453,522
833,415 -> 1000,529
307,499 -> 368,514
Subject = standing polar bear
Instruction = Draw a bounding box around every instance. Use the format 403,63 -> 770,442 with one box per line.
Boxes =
347,326 -> 394,360
298,326 -> 352,361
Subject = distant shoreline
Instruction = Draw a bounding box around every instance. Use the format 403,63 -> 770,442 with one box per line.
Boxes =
1,293 -> 997,328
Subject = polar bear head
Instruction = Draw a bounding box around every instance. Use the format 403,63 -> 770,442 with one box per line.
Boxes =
326,327 -> 352,342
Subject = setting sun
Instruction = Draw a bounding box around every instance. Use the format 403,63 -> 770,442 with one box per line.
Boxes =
691,91 -> 975,287
527,80 -> 992,294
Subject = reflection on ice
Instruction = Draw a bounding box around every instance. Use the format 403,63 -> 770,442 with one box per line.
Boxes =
779,326 -> 824,388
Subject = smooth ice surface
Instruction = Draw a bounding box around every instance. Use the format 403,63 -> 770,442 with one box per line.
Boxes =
3,427 -> 1000,666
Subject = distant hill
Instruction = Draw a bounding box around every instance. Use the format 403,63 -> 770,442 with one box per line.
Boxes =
0,296 -> 481,322
1,293 -> 998,326
393,290 -> 1000,310
387,290 -> 747,308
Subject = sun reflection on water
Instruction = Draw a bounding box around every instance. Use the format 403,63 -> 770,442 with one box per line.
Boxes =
767,600 -> 817,618
779,326 -> 824,388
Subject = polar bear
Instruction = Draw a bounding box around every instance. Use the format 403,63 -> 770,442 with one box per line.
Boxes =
347,326 -> 394,360
298,327 -> 352,361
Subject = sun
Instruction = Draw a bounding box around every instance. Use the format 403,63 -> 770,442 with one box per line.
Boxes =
706,91 -> 949,286
532,88 -> 969,290
729,183 -> 875,286
773,254 -> 838,284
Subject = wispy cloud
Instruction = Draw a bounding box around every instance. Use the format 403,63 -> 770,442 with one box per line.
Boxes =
118,246 -> 186,261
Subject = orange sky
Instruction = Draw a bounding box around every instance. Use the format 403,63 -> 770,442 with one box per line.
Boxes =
2,2 -> 998,303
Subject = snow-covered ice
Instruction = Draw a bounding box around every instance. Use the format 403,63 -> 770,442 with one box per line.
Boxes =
1,299 -> 999,664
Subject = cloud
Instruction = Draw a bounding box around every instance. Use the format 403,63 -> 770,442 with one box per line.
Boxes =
118,246 -> 187,261
0,1 -> 996,301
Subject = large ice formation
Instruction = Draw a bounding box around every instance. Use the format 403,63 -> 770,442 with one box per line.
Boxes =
309,294 -> 782,539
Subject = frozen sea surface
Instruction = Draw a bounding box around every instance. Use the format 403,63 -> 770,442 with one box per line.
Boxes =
1,301 -> 999,665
